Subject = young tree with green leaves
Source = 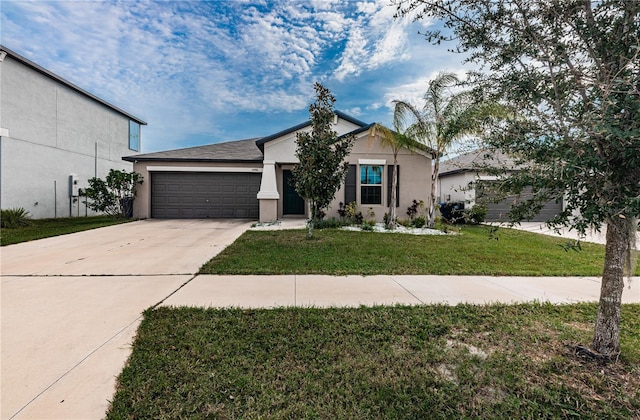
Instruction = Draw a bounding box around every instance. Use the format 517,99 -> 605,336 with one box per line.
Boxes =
393,72 -> 502,228
393,0 -> 639,357
83,169 -> 143,217
293,83 -> 355,238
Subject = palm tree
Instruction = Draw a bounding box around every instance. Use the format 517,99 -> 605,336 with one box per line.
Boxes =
394,72 -> 503,228
372,103 -> 422,229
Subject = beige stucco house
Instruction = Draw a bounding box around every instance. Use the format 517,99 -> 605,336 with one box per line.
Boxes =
124,111 -> 433,222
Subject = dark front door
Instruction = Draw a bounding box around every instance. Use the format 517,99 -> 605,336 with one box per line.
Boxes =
283,170 -> 305,215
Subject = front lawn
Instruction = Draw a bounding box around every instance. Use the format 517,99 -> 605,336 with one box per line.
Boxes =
0,216 -> 130,246
107,303 -> 640,419
200,225 -> 626,276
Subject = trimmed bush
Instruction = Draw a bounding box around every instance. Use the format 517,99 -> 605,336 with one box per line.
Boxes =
314,217 -> 346,230
412,215 -> 427,228
465,204 -> 488,225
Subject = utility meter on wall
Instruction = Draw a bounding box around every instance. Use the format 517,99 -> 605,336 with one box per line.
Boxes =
69,174 -> 80,197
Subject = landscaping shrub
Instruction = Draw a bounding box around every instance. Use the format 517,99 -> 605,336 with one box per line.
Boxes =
314,217 -> 345,229
343,201 -> 363,225
465,204 -> 488,225
83,169 -> 142,218
1,208 -> 32,228
360,220 -> 375,231
412,215 -> 427,228
440,202 -> 465,224
406,199 -> 425,221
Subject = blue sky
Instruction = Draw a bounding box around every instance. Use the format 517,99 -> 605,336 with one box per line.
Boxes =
1,0 -> 468,153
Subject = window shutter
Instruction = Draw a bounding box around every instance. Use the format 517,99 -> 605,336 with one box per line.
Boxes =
387,165 -> 400,207
345,164 -> 357,204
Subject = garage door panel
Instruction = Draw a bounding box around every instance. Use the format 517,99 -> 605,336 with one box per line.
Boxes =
477,182 -> 562,222
151,172 -> 260,219
194,185 -> 208,193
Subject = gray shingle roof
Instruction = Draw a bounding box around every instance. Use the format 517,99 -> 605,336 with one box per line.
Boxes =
439,149 -> 517,176
122,138 -> 263,162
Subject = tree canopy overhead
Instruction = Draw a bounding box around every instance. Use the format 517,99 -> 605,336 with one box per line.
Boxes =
393,0 -> 639,357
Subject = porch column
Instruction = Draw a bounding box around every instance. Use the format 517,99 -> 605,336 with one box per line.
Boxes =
257,160 -> 279,222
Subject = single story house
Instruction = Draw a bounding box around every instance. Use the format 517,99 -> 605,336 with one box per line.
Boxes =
124,111 -> 434,222
0,45 -> 146,218
438,149 -> 563,222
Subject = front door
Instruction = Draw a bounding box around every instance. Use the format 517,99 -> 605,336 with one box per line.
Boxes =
283,170 -> 305,215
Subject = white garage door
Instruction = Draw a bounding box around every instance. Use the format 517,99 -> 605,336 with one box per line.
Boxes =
151,172 -> 260,219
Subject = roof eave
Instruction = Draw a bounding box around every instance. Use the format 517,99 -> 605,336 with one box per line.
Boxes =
122,156 -> 263,163
255,110 -> 370,150
1,45 -> 147,125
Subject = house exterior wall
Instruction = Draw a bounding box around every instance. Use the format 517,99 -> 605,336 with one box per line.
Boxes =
262,117 -> 363,163
439,172 -> 476,204
330,134 -> 432,222
439,171 -> 500,207
264,131 -> 432,222
0,52 -> 140,218
131,161 -> 263,219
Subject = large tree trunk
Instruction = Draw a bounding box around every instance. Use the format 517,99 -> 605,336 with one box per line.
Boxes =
592,217 -> 630,357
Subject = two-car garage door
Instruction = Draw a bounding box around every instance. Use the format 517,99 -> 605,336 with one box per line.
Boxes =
151,172 -> 260,219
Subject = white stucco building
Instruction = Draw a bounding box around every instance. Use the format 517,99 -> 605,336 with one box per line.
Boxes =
0,45 -> 146,218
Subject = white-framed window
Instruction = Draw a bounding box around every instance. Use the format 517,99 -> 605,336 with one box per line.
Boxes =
129,120 -> 140,151
360,164 -> 383,205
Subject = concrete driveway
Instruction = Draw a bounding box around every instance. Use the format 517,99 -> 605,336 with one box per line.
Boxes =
1,219 -> 252,420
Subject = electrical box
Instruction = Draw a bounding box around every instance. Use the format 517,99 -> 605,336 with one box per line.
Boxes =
69,174 -> 80,197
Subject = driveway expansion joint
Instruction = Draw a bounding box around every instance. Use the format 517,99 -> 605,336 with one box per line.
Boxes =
152,274 -> 200,309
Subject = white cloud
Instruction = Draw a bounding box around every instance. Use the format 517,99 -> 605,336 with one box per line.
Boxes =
1,0 -> 467,152
383,69 -> 472,112
343,106 -> 362,116
333,0 -> 415,81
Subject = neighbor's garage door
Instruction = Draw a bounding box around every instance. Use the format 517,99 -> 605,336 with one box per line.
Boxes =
477,183 -> 563,222
151,172 -> 260,219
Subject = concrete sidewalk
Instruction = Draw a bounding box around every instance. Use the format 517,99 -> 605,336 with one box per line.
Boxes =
162,275 -> 640,308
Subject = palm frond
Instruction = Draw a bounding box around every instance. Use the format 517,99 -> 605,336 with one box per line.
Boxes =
424,72 -> 460,115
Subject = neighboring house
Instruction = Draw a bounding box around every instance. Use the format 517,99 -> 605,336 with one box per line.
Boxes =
124,111 -> 433,222
0,45 -> 146,218
438,149 -> 563,222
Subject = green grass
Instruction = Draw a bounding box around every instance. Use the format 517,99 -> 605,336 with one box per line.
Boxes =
200,225 -> 630,276
107,303 -> 640,419
0,216 -> 130,246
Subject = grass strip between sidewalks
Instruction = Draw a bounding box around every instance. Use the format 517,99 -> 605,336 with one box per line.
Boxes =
107,303 -> 640,419
200,225 -> 633,276
0,216 -> 130,246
